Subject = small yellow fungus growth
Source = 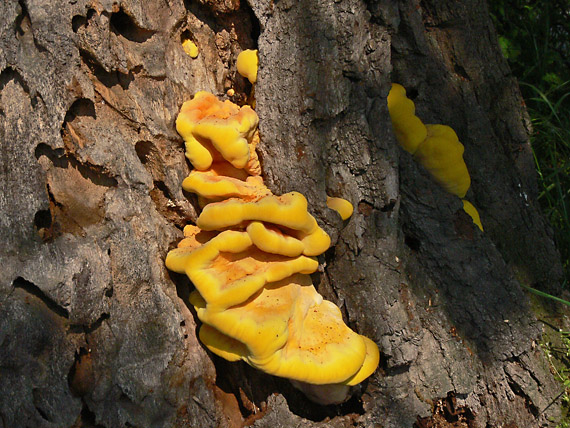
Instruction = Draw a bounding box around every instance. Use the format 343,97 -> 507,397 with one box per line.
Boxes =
227,88 -> 235,97
182,39 -> 199,58
236,49 -> 258,84
462,199 -> 484,231
414,124 -> 471,198
167,92 -> 379,404
326,196 -> 353,220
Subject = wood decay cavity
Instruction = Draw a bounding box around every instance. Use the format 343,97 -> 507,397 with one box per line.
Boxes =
165,91 -> 379,405
387,83 -> 483,231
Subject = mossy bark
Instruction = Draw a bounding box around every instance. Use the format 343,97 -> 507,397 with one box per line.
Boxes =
0,0 -> 564,427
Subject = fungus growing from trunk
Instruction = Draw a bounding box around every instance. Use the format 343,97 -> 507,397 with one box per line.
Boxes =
176,91 -> 259,170
326,196 -> 354,220
236,49 -> 258,84
387,83 -> 427,154
167,91 -> 379,404
414,124 -> 471,198
462,199 -> 483,231
388,83 -> 483,230
182,39 -> 199,58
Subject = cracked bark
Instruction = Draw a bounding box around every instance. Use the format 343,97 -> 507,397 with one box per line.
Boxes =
0,0 -> 564,427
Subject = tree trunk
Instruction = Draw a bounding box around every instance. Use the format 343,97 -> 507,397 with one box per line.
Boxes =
0,0 -> 564,427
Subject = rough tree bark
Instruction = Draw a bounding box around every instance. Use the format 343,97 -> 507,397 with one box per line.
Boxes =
0,0 -> 565,427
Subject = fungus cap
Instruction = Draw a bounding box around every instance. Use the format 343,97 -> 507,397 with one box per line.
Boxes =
176,91 -> 259,170
252,286 -> 369,385
190,275 -> 310,359
387,83 -> 428,154
326,196 -> 353,220
246,221 -> 305,257
237,49 -> 258,84
166,230 -> 318,309
197,192 -> 331,255
182,168 -> 269,200
198,323 -> 246,362
182,39 -> 199,58
198,192 -> 318,233
414,124 -> 471,198
344,335 -> 380,386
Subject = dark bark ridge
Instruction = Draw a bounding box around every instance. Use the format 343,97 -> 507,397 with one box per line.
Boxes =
0,0 -> 564,427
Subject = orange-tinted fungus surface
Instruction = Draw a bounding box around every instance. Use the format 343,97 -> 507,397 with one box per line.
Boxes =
166,91 -> 379,403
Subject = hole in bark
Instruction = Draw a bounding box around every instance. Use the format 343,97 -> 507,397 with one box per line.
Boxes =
381,199 -> 396,213
12,277 -> 69,319
79,402 -> 105,428
68,347 -> 92,397
413,391 -> 476,428
454,64 -> 469,80
79,49 -> 134,90
405,235 -> 421,251
154,180 -> 172,199
180,29 -> 193,44
15,0 -> 31,36
406,87 -> 419,100
110,9 -> 155,43
134,140 -> 155,165
34,209 -> 52,230
0,67 -> 31,95
358,200 -> 374,216
247,4 -> 260,42
34,143 -> 118,188
64,98 -> 96,122
32,388 -> 53,422
72,15 -> 86,32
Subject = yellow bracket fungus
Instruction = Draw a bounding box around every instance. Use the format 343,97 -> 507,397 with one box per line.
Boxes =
197,192 -> 331,256
182,167 -> 269,200
326,196 -> 354,220
387,83 -> 427,154
167,91 -> 379,404
176,91 -> 259,170
236,49 -> 258,84
246,222 -> 305,257
414,124 -> 471,198
166,230 -> 318,310
388,83 -> 483,229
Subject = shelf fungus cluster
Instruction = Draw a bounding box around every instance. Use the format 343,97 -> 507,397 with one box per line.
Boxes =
387,83 -> 484,231
166,91 -> 379,405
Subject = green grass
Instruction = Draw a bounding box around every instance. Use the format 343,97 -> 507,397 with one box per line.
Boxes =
489,3 -> 570,424
490,0 -> 570,282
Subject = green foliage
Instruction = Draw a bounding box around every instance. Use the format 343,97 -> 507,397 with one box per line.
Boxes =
492,4 -> 570,423
542,329 -> 570,426
489,0 -> 570,281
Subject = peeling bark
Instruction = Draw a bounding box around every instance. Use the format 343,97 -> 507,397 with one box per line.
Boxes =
0,0 -> 564,427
